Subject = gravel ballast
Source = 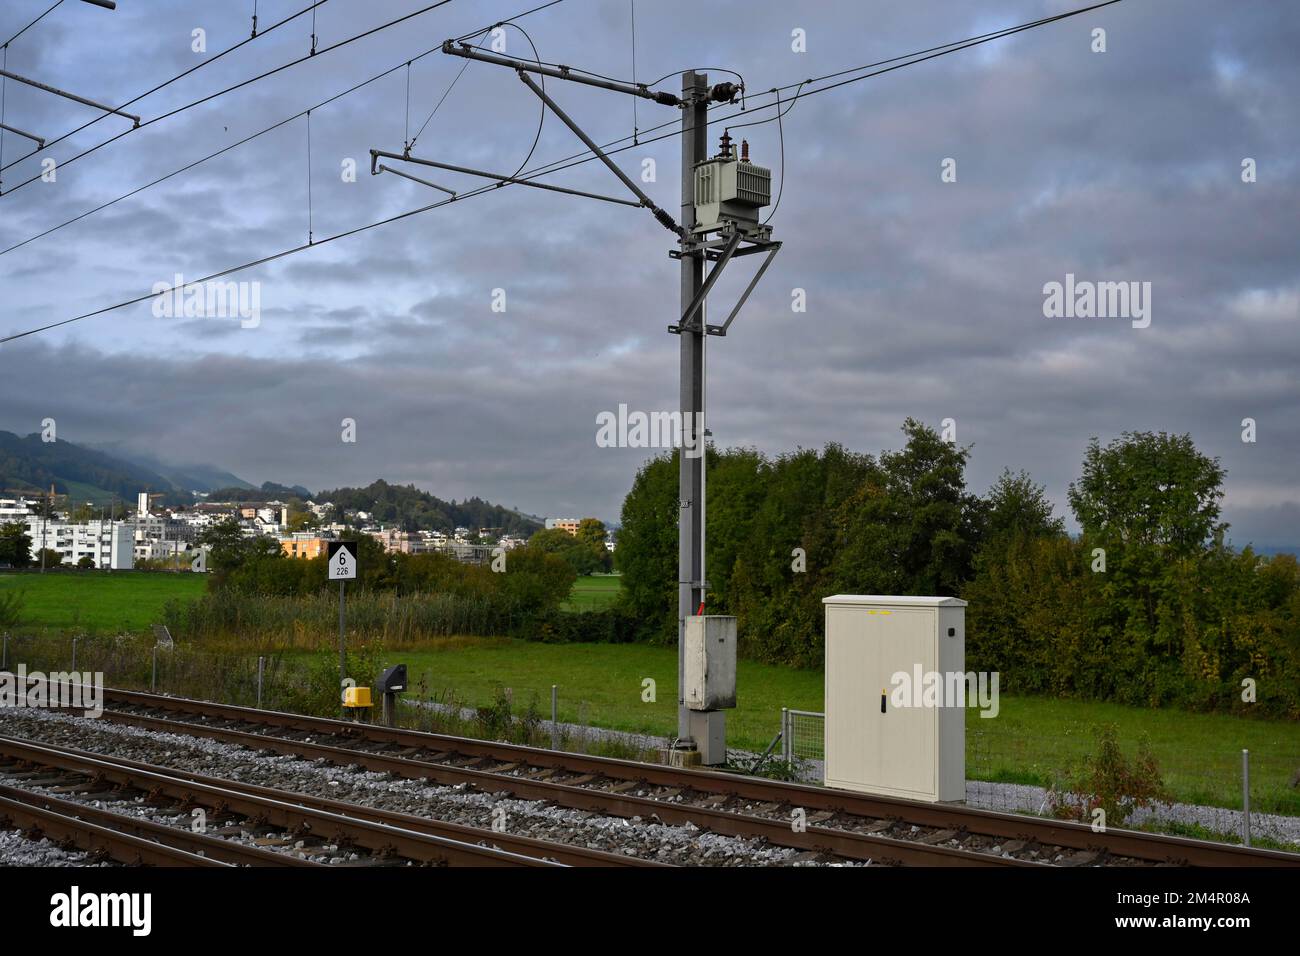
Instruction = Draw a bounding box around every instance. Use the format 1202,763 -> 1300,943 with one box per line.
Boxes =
0,707 -> 842,866
0,826 -> 110,867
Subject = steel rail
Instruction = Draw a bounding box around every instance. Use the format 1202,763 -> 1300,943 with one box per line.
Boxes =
0,733 -> 556,868
84,705 -> 1030,866
0,735 -> 659,868
0,781 -> 315,866
0,787 -> 229,867
80,687 -> 1294,865
82,685 -> 1300,867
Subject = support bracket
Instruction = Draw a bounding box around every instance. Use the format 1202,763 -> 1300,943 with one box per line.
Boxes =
667,234 -> 781,336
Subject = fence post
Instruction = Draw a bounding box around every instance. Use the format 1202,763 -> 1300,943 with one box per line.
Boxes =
151,645 -> 158,693
781,708 -> 789,765
71,635 -> 78,672
1242,749 -> 1251,847
551,684 -> 558,751
257,656 -> 265,709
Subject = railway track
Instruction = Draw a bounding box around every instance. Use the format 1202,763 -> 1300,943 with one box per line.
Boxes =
0,734 -> 597,867
83,697 -> 1027,866
0,783 -> 241,867
59,684 -> 1300,868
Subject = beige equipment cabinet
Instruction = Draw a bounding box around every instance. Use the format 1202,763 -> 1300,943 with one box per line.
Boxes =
822,595 -> 967,803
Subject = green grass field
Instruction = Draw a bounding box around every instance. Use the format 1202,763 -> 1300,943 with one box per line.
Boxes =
0,571 -> 205,632
560,573 -> 623,611
359,636 -> 1300,815
4,570 -> 1294,818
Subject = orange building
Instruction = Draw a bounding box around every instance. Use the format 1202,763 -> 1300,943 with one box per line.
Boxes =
281,536 -> 328,559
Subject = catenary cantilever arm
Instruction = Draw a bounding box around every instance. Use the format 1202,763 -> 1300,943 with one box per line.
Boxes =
375,163 -> 456,196
0,121 -> 44,147
442,40 -> 681,106
0,69 -> 140,126
516,71 -> 682,236
370,148 -> 642,208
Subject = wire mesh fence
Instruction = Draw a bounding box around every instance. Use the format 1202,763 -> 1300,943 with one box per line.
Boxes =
774,705 -> 1299,850
966,727 -> 1300,850
0,631 -> 660,761
781,708 -> 825,766
0,631 -> 317,711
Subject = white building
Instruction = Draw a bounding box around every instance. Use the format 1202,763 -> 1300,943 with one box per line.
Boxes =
306,500 -> 333,520
24,516 -> 134,570
0,497 -> 39,523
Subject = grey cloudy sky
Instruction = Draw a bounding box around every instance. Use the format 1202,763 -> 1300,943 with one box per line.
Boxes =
0,0 -> 1296,545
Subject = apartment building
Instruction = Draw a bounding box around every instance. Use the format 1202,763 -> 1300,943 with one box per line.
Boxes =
545,517 -> 581,536
23,516 -> 134,570
280,533 -> 329,559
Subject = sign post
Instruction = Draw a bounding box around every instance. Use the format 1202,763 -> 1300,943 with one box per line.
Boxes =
327,541 -> 358,716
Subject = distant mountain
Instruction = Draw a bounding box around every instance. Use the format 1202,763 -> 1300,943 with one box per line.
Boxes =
0,434 -> 538,532
87,444 -> 255,494
204,481 -> 313,502
315,479 -> 542,535
0,431 -> 188,507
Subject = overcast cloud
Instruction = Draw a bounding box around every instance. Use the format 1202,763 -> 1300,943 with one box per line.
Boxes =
0,0 -> 1296,545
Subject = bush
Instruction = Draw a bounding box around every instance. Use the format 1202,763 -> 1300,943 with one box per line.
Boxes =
529,605 -> 641,644
1048,724 -> 1171,827
279,643 -> 385,717
474,688 -> 545,745
965,536 -> 1300,717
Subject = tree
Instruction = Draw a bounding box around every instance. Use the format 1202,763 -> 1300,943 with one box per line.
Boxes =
701,446 -> 767,614
615,452 -> 679,640
575,518 -> 607,550
197,516 -> 252,570
0,522 -> 33,568
1068,431 -> 1226,555
76,555 -> 96,570
832,418 -> 983,596
528,526 -> 608,575
982,468 -> 1065,542
34,548 -> 64,568
496,546 -> 577,610
197,516 -> 282,589
728,443 -> 873,665
530,528 -> 578,555
287,510 -> 319,533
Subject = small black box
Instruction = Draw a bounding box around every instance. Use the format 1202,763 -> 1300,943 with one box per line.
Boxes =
376,664 -> 407,694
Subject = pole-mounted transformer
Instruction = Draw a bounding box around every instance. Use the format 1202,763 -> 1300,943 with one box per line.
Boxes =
692,133 -> 773,241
